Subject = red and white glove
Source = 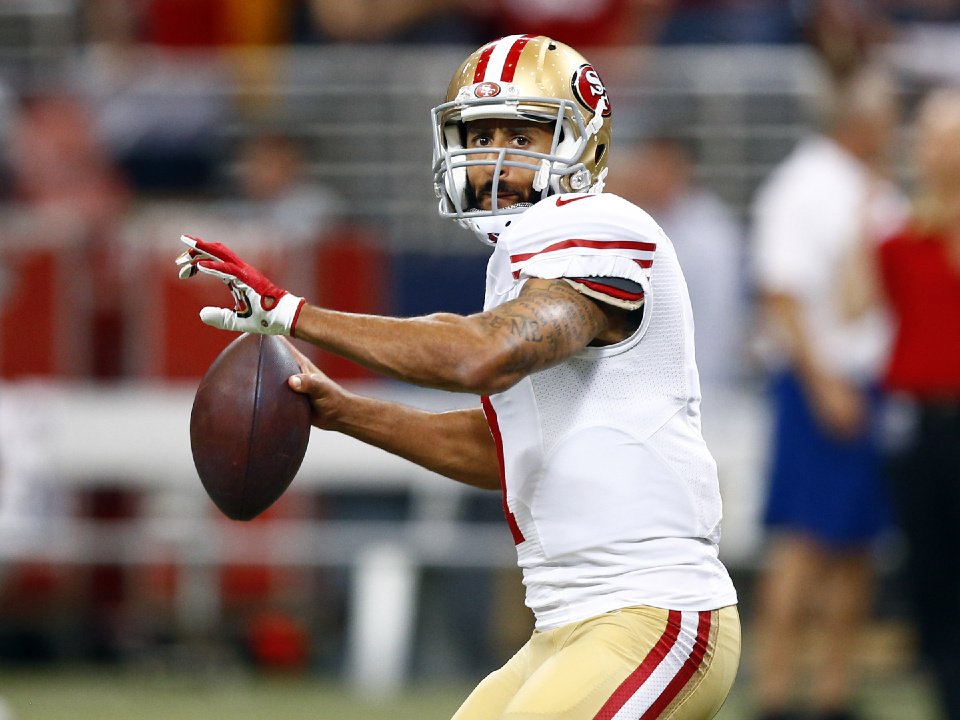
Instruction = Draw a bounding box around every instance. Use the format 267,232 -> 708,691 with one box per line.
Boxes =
176,234 -> 305,335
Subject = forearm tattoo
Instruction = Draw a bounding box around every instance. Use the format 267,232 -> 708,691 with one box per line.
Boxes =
482,280 -> 605,375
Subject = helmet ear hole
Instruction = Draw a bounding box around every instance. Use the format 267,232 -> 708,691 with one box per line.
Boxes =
595,143 -> 607,165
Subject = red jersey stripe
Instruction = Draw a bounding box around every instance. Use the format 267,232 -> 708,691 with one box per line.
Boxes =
641,610 -> 712,719
480,396 -> 525,545
593,610 -> 683,719
511,238 -> 657,265
509,239 -> 656,279
500,34 -> 533,82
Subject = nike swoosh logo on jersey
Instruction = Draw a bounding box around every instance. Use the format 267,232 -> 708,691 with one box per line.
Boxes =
555,195 -> 594,207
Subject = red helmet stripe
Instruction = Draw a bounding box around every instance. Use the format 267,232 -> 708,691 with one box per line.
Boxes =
473,41 -> 496,83
500,34 -> 533,82
473,34 -> 535,84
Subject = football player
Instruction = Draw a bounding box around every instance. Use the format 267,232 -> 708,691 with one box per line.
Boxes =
178,35 -> 740,720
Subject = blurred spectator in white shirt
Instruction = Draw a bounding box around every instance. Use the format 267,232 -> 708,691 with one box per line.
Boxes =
748,63 -> 908,720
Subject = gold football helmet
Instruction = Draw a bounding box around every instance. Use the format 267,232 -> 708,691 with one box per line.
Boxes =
431,34 -> 613,244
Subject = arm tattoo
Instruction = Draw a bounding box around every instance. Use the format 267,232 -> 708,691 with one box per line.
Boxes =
481,280 -> 605,375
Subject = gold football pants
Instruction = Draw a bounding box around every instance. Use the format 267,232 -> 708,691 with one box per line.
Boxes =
452,605 -> 740,720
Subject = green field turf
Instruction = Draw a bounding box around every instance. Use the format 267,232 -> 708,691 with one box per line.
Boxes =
0,669 -> 469,720
0,664 -> 939,720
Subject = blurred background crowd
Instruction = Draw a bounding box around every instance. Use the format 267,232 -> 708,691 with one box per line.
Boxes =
1,1 -> 960,719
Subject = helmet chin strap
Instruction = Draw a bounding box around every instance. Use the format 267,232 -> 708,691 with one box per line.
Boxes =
585,97 -> 607,137
533,159 -> 551,192
593,166 -> 608,193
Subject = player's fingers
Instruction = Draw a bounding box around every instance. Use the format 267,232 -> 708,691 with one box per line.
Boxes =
180,234 -> 214,257
194,261 -> 241,284
180,234 -> 200,251
289,358 -> 325,379
176,249 -> 206,279
198,239 -> 239,264
180,235 -> 236,263
288,372 -> 334,399
199,306 -> 236,331
179,235 -> 216,263
178,237 -> 230,280
288,372 -> 344,431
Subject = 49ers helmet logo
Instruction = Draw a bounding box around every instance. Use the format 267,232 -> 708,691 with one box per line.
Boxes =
571,64 -> 612,117
474,82 -> 502,98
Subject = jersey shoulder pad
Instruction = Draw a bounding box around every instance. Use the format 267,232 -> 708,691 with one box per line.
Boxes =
504,193 -> 660,292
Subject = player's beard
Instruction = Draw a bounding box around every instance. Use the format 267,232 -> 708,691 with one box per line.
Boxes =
465,179 -> 538,211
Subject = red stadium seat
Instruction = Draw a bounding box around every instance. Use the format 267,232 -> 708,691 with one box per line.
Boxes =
0,248 -> 60,377
308,226 -> 390,381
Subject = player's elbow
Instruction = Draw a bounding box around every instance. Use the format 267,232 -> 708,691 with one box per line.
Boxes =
452,345 -> 524,395
425,313 -> 525,395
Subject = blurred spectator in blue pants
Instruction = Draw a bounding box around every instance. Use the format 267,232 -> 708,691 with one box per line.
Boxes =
748,64 -> 908,720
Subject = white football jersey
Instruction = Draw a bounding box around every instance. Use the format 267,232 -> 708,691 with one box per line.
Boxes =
482,192 -> 738,631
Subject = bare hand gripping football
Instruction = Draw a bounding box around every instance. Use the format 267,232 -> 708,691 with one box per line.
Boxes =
176,234 -> 305,335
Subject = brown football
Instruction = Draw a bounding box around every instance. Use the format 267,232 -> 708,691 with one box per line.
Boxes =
190,333 -> 311,520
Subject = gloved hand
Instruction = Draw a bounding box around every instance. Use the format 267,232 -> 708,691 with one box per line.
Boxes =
176,234 -> 305,335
